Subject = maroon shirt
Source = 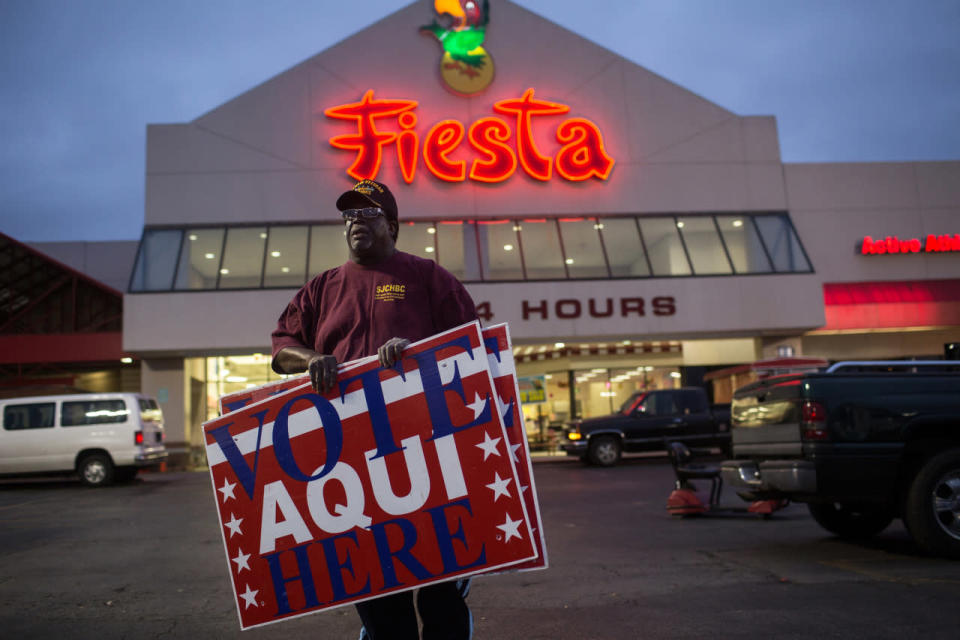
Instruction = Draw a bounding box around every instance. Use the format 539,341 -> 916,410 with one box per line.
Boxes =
271,251 -> 478,368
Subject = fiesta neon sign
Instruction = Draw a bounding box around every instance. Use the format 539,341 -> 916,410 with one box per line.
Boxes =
861,234 -> 960,255
324,88 -> 615,184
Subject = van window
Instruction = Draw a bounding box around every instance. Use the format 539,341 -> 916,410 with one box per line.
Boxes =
138,398 -> 162,422
61,400 -> 129,426
4,403 -> 56,430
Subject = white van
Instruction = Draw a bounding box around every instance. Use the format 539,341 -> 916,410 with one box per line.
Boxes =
0,393 -> 168,487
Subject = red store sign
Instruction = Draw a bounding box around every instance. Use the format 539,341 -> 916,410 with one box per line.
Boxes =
861,234 -> 960,255
325,88 -> 615,184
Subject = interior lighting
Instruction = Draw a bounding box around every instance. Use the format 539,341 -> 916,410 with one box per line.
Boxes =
260,232 -> 268,239
189,234 -> 198,241
554,342 -> 565,348
591,368 -> 607,373
204,253 -> 215,259
732,219 -> 743,228
503,244 -> 514,251
644,366 -> 654,371
565,258 -> 574,264
425,247 -> 435,253
594,223 -> 604,230
271,251 -> 281,257
281,267 -> 290,273
220,268 -> 229,275
676,221 -> 685,229
670,371 -> 682,379
513,225 -> 522,231
427,227 -> 436,234
120,357 -> 133,364
225,376 -> 248,383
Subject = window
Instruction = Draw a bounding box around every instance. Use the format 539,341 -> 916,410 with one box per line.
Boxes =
476,220 -> 524,280
175,228 -> 225,290
129,212 -> 812,291
754,214 -> 812,272
398,221 -> 438,263
62,400 -> 129,426
599,218 -> 651,277
676,216 -> 732,275
716,215 -> 772,273
130,229 -> 182,291
218,227 -> 267,288
638,218 -> 692,276
559,218 -> 609,278
309,225 -> 347,278
3,403 -> 55,430
518,219 -> 566,279
639,392 -> 679,416
264,226 -> 308,288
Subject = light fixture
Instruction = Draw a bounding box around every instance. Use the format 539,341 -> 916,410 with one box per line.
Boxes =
281,267 -> 290,273
120,357 -> 133,364
732,219 -> 743,228
503,244 -> 514,251
594,223 -> 604,230
565,258 -> 574,264
427,227 -> 436,234
189,234 -> 198,241
220,268 -> 229,275
204,253 -> 215,259
676,221 -> 685,229
225,376 -> 248,383
425,247 -> 435,253
260,232 -> 268,239
513,225 -> 522,231
670,371 -> 682,379
271,251 -> 281,257
554,342 -> 565,348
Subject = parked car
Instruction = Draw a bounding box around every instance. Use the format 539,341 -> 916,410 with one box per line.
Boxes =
0,393 -> 168,487
721,360 -> 960,558
562,387 -> 731,466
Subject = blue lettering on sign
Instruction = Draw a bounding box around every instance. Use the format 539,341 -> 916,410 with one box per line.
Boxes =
426,498 -> 486,574
207,409 -> 269,500
370,517 -> 435,588
320,531 -> 371,601
273,393 -> 344,482
409,335 -> 491,441
264,541 -> 321,616
337,367 -> 402,460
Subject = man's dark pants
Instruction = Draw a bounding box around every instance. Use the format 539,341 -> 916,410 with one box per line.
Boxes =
355,581 -> 471,640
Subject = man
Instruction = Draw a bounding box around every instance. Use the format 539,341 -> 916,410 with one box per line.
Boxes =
271,179 -> 477,640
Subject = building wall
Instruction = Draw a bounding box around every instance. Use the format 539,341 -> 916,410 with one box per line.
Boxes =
28,240 -> 139,293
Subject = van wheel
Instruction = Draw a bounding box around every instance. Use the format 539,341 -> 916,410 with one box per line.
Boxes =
904,449 -> 960,559
587,436 -> 622,467
807,502 -> 893,539
78,454 -> 114,487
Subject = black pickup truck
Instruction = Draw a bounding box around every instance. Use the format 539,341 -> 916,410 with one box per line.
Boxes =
721,360 -> 960,558
562,387 -> 731,466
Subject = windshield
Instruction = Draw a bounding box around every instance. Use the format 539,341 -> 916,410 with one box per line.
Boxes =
619,392 -> 644,415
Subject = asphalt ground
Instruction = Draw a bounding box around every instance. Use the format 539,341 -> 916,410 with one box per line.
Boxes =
1,455 -> 959,639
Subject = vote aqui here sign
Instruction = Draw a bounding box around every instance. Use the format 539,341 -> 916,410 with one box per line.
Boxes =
204,321 -> 546,630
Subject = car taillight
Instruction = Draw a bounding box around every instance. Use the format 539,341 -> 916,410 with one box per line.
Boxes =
134,431 -> 144,445
800,400 -> 829,441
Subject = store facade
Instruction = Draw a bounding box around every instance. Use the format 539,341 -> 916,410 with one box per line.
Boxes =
123,0 -> 960,466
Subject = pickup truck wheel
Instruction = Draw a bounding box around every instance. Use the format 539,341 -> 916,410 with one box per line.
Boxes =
904,449 -> 960,559
587,436 -> 622,467
78,453 -> 115,487
807,502 -> 893,539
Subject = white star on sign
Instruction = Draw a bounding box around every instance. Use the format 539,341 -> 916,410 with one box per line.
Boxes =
232,548 -> 251,573
466,393 -> 488,420
496,394 -> 513,419
240,584 -> 259,609
496,514 -> 524,542
224,513 -> 243,538
486,472 -> 512,502
218,477 -> 237,503
509,442 -> 522,463
476,431 -> 501,460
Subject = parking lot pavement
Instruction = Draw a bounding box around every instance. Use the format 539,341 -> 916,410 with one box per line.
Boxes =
1,459 -> 959,639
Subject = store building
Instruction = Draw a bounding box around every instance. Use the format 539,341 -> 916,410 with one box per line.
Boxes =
122,0 -> 960,467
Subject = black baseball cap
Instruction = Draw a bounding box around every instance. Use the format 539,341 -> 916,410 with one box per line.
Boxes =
336,179 -> 398,221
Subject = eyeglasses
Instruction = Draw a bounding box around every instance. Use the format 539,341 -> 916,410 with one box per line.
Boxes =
341,207 -> 386,222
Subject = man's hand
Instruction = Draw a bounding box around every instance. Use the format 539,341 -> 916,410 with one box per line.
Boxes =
378,337 -> 410,368
307,354 -> 339,394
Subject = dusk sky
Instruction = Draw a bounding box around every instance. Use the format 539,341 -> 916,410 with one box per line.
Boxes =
1,0 -> 958,243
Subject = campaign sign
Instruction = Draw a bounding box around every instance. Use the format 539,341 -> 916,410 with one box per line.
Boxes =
204,321 -> 537,630
482,324 -> 548,572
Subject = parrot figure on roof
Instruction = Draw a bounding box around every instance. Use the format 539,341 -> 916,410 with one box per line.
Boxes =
420,0 -> 494,95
